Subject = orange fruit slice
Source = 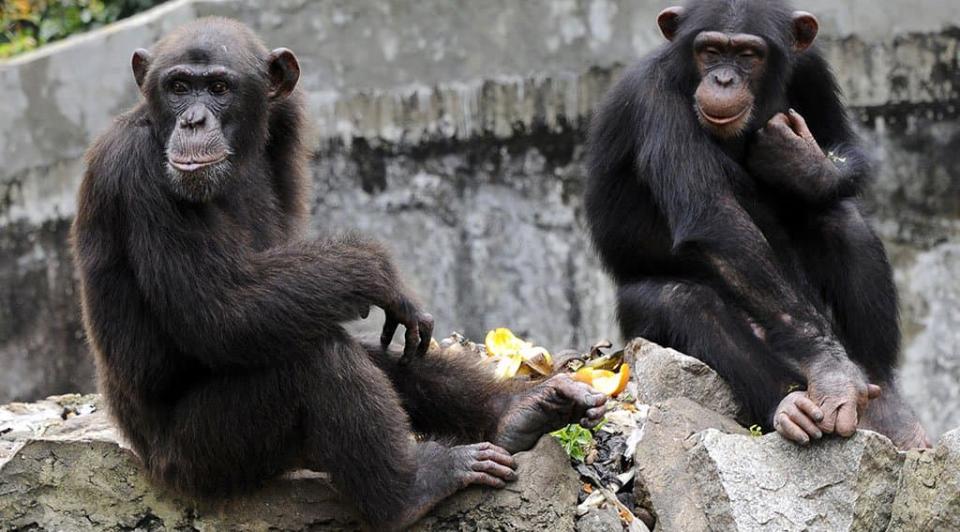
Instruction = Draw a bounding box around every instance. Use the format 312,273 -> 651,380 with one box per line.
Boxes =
573,367 -> 595,385
592,363 -> 630,396
572,364 -> 630,397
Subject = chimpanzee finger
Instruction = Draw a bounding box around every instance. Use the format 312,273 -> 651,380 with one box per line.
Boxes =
784,404 -> 822,439
867,384 -> 882,400
775,412 -> 810,445
816,401 -> 839,434
472,460 -> 518,481
794,395 -> 824,422
787,108 -> 816,142
403,320 -> 421,361
766,112 -> 791,131
835,402 -> 859,437
380,316 -> 399,350
580,417 -> 603,429
417,313 -> 434,356
465,472 -> 507,489
475,449 -> 517,469
585,405 -> 607,420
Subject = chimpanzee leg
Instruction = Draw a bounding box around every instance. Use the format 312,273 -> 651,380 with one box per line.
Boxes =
365,343 -> 608,453
364,343 -> 517,442
792,200 -> 929,448
617,279 -> 804,427
151,335 -> 518,530
792,200 -> 899,379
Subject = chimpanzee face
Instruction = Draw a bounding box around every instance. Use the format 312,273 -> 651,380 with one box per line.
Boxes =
155,60 -> 238,201
691,32 -> 769,138
657,5 -> 819,140
130,39 -> 299,202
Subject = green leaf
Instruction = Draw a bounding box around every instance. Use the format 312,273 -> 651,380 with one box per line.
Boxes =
550,423 -> 595,462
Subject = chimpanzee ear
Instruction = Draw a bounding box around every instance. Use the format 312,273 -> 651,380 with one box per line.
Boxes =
267,48 -> 300,101
792,11 -> 819,52
657,7 -> 685,41
132,49 -> 151,91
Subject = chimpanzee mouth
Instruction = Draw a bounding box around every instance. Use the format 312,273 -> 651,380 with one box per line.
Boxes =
699,105 -> 751,126
169,154 -> 229,173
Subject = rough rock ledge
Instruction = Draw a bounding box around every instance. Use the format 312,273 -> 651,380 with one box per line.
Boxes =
2,339 -> 959,531
0,395 -> 577,531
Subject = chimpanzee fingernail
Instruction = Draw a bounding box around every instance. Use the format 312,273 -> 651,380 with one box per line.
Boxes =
789,108 -> 797,115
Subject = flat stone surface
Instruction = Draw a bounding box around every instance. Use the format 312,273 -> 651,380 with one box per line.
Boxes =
688,429 -> 902,532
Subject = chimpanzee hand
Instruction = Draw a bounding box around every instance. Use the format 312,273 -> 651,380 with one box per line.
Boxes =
380,295 -> 434,363
775,374 -> 881,445
747,109 -> 834,188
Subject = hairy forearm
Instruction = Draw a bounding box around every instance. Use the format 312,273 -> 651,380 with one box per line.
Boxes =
753,145 -> 869,205
132,233 -> 403,366
687,202 -> 851,374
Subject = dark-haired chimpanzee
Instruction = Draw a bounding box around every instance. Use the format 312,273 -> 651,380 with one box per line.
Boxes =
585,0 -> 928,449
72,18 -> 606,530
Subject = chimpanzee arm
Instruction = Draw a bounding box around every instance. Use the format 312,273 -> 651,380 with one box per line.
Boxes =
639,90 -> 865,387
125,213 -> 430,368
748,51 -> 872,204
81,135 -> 429,369
74,160 -> 179,400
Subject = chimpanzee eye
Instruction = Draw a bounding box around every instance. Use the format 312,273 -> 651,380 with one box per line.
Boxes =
171,81 -> 190,95
705,47 -> 721,57
739,51 -> 757,59
210,81 -> 229,95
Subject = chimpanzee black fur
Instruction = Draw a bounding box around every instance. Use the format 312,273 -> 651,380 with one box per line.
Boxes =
584,0 -> 927,449
73,18 -> 606,530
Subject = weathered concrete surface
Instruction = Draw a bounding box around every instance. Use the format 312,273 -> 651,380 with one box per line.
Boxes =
689,429 -> 902,532
0,0 -> 958,441
0,394 -> 577,531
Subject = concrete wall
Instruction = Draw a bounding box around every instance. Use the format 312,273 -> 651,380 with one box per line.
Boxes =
1,0 -> 958,436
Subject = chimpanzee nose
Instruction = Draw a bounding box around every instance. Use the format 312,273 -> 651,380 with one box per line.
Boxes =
179,107 -> 207,129
714,71 -> 736,87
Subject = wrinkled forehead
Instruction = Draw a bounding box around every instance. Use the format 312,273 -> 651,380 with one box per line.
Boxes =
152,22 -> 264,71
681,0 -> 793,46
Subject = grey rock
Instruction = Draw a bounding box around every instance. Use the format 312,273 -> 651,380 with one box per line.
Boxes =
0,395 -> 576,531
888,428 -> 960,531
688,429 -> 902,532
632,398 -> 749,532
626,338 -> 746,421
576,506 -> 623,532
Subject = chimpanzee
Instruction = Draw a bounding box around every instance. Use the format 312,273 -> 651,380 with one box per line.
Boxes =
584,0 -> 928,449
72,18 -> 606,530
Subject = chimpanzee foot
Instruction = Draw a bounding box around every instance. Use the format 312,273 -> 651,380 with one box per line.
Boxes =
859,391 -> 932,450
494,374 -> 608,454
774,391 -> 825,445
389,441 -> 517,531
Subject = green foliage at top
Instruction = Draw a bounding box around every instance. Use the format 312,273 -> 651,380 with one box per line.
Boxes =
1,0 -> 167,59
